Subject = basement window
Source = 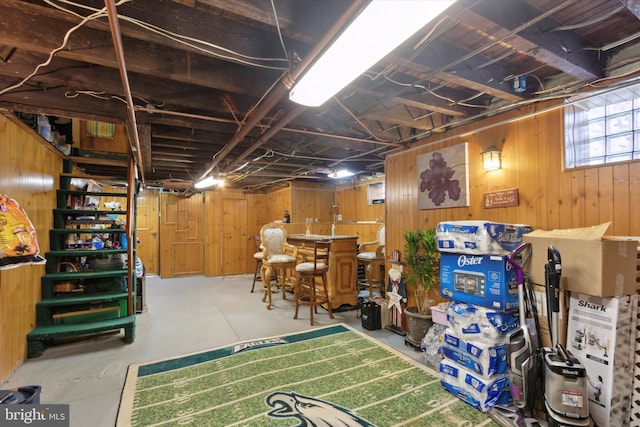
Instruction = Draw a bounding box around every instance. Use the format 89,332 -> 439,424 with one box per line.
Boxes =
368,181 -> 385,205
564,82 -> 640,168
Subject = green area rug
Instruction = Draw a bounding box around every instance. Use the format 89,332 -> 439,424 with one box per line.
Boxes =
117,324 -> 497,426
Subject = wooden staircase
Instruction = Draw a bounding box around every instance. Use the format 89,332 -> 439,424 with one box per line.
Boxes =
27,156 -> 137,358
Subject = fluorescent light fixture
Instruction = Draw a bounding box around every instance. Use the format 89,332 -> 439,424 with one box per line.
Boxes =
289,0 -> 456,107
328,169 -> 354,179
194,176 -> 225,189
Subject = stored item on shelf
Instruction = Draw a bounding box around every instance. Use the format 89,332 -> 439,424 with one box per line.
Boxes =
567,292 -> 637,427
439,358 -> 512,411
440,329 -> 508,376
54,261 -> 84,294
440,253 -> 519,311
436,221 -> 532,255
0,194 -> 45,270
446,301 -> 520,341
523,222 -> 637,297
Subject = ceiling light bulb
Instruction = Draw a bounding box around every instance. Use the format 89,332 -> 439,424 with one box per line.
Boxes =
328,169 -> 354,179
289,0 -> 456,107
194,176 -> 224,189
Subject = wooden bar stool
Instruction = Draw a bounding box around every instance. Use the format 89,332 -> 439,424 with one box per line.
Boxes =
294,240 -> 334,325
357,225 -> 385,301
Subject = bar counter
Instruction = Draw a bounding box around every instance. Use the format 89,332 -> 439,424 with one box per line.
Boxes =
287,234 -> 359,307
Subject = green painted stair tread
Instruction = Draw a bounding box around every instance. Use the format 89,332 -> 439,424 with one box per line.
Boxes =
36,292 -> 130,307
43,269 -> 127,280
27,315 -> 135,340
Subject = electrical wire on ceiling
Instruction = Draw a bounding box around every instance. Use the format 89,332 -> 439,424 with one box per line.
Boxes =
45,0 -> 289,70
270,0 -> 288,61
379,74 -> 490,109
332,97 -> 390,142
236,2 -> 292,133
64,89 -> 164,109
548,5 -> 625,32
0,1 -> 128,97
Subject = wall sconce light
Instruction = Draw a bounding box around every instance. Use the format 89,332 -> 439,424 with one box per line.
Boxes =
481,146 -> 502,171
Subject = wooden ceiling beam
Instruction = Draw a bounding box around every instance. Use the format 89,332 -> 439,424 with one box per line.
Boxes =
460,0 -> 604,81
0,0 -> 275,96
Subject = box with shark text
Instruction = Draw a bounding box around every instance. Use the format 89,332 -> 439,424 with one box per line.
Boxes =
567,292 -> 637,427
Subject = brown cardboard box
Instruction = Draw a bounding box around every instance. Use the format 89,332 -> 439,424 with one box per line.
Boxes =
522,222 -> 637,297
531,284 -> 567,348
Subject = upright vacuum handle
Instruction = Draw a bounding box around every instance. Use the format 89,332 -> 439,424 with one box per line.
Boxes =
506,242 -> 531,286
545,245 -> 561,314
545,245 -> 562,348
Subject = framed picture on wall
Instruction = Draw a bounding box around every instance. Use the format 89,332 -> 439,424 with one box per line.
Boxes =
416,142 -> 469,210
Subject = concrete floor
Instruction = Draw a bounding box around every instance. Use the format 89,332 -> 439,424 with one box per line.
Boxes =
2,275 -> 430,427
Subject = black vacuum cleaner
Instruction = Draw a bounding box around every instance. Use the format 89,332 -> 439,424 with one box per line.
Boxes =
542,245 -> 590,427
488,245 -> 592,427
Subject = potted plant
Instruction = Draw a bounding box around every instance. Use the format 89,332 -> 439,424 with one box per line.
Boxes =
403,229 -> 440,345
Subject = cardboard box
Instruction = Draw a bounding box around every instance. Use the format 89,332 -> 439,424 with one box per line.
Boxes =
567,292 -> 637,427
532,284 -> 567,348
440,253 -> 519,311
522,222 -> 637,297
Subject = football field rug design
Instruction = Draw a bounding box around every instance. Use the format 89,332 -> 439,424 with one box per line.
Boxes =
117,323 -> 497,426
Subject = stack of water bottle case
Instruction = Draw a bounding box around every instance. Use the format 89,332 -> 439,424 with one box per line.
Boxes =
434,220 -> 533,411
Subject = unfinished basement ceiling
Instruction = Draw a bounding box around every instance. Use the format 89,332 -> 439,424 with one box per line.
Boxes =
0,0 -> 639,192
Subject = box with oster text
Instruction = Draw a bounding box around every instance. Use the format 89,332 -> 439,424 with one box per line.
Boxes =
522,222 -> 637,297
440,253 -> 519,311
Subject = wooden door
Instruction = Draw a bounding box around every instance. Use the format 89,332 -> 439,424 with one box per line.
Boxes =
160,192 -> 204,278
136,189 -> 159,275
222,198 -> 247,275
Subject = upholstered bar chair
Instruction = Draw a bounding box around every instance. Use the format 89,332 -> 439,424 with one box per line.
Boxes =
294,239 -> 334,325
356,225 -> 386,301
259,223 -> 298,310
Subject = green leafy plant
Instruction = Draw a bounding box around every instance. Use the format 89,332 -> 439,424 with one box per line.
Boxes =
403,229 -> 440,315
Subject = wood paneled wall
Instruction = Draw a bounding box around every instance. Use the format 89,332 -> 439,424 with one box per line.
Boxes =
335,177 -> 385,223
0,111 -> 62,383
204,189 -> 267,276
291,183 -> 336,223
265,184 -> 292,223
159,192 -> 204,277
384,100 -> 640,272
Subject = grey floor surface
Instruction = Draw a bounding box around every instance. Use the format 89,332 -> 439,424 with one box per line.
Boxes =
3,274 -> 432,427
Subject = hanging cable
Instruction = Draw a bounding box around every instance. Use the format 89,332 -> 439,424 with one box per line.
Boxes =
0,2 -> 129,96
45,0 -> 289,70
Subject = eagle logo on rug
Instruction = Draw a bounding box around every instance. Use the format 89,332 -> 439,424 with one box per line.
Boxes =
265,391 -> 375,426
